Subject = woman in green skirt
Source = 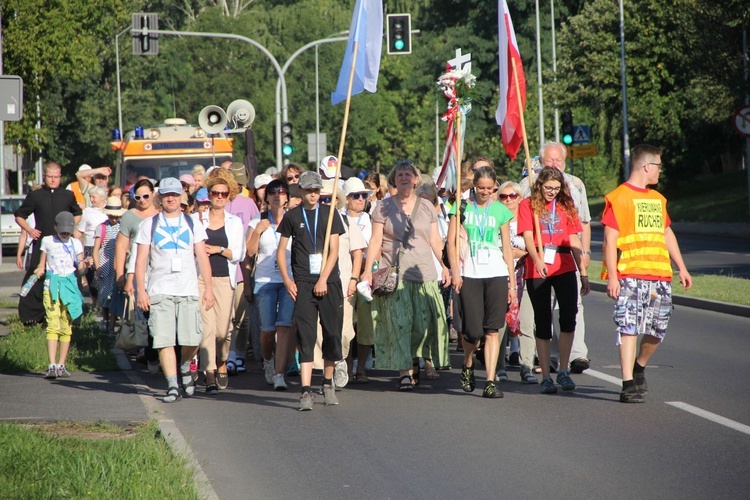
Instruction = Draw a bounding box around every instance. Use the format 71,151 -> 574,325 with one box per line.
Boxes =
361,160 -> 451,390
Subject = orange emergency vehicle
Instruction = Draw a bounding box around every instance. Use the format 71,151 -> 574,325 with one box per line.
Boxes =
111,118 -> 234,185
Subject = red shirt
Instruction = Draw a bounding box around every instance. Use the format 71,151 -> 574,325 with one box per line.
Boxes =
517,198 -> 582,279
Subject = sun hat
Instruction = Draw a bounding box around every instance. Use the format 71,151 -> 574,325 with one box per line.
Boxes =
102,196 -> 127,216
229,162 -> 249,185
342,177 -> 373,197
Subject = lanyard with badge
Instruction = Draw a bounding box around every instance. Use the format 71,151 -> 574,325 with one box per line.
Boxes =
268,211 -> 282,270
61,239 -> 78,267
472,200 -> 491,265
301,207 -> 322,274
161,213 -> 183,272
543,200 -> 557,265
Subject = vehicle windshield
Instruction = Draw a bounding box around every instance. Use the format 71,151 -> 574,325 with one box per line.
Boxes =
122,156 -> 233,182
1,197 -> 24,214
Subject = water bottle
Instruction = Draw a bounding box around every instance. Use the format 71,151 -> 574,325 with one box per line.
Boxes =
20,275 -> 39,297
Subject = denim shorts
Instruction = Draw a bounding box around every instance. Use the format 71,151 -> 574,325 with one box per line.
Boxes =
254,281 -> 294,331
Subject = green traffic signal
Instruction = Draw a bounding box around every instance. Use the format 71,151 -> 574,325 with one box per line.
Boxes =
562,134 -> 573,145
282,144 -> 293,156
394,40 -> 405,51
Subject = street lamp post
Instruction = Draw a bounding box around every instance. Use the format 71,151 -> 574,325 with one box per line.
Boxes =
274,34 -> 348,167
618,0 -> 631,179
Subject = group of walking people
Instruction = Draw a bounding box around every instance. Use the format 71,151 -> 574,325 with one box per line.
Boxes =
14,140 -> 691,408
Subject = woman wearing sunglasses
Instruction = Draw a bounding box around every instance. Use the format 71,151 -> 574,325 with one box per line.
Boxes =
447,166 -> 516,399
194,169 -> 246,393
114,179 -> 160,371
495,181 -> 538,385
246,179 -> 295,391
517,167 -> 590,395
361,160 -> 451,391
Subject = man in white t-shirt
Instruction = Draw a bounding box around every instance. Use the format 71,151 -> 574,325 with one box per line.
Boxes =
135,177 -> 215,403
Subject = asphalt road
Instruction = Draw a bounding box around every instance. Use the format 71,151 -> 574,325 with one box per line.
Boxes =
142,292 -> 750,499
590,225 -> 750,278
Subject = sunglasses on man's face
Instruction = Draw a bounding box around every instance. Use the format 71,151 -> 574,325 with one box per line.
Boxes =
348,193 -> 367,200
133,193 -> 151,201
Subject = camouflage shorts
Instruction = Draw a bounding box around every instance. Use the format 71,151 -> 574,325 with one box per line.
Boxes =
613,278 -> 673,343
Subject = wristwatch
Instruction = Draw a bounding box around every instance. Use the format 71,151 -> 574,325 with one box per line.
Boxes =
219,246 -> 225,255
582,250 -> 591,255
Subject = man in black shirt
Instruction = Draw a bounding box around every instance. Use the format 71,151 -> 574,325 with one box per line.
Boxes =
15,163 -> 82,324
277,171 -> 345,411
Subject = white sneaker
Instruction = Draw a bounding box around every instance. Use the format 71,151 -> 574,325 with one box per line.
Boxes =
272,373 -> 287,391
333,360 -> 349,388
263,359 -> 275,385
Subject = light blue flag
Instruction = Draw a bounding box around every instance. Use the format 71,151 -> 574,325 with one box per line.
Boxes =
331,0 -> 383,105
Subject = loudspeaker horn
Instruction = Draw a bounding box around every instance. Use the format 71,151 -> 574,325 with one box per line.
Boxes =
226,99 -> 255,129
198,105 -> 227,134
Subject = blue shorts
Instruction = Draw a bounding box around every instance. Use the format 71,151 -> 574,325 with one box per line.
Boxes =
254,281 -> 294,331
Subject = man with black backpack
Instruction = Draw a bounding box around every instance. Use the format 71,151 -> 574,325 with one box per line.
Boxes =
134,177 -> 215,403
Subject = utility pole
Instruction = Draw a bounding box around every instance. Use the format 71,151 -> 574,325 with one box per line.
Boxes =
618,0 -> 631,179
535,0 -> 544,147
551,0 -> 559,143
744,27 -> 750,220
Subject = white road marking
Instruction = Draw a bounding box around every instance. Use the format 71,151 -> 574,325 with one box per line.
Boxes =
583,368 -> 622,386
665,402 -> 750,436
587,370 -> 750,436
703,250 -> 749,256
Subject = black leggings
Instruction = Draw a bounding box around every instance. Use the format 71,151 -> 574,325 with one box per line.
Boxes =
525,272 -> 578,341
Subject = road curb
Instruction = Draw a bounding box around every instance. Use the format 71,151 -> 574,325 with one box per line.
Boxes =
589,282 -> 750,318
112,348 -> 219,500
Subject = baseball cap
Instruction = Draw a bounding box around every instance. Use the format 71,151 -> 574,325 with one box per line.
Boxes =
158,177 -> 182,195
180,174 -> 196,186
78,164 -> 92,172
254,174 -> 273,189
55,211 -> 76,233
318,155 -> 338,179
195,188 -> 209,203
299,171 -> 324,190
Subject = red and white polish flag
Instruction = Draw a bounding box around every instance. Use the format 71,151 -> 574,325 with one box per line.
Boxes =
495,0 -> 527,161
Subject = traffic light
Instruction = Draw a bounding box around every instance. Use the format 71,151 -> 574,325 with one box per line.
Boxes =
281,122 -> 293,158
561,111 -> 574,145
387,14 -> 412,55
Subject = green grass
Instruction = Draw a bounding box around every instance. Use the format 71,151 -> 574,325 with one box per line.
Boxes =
0,420 -> 200,499
588,262 -> 750,307
0,311 -> 118,374
0,299 -> 19,309
676,274 -> 750,305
